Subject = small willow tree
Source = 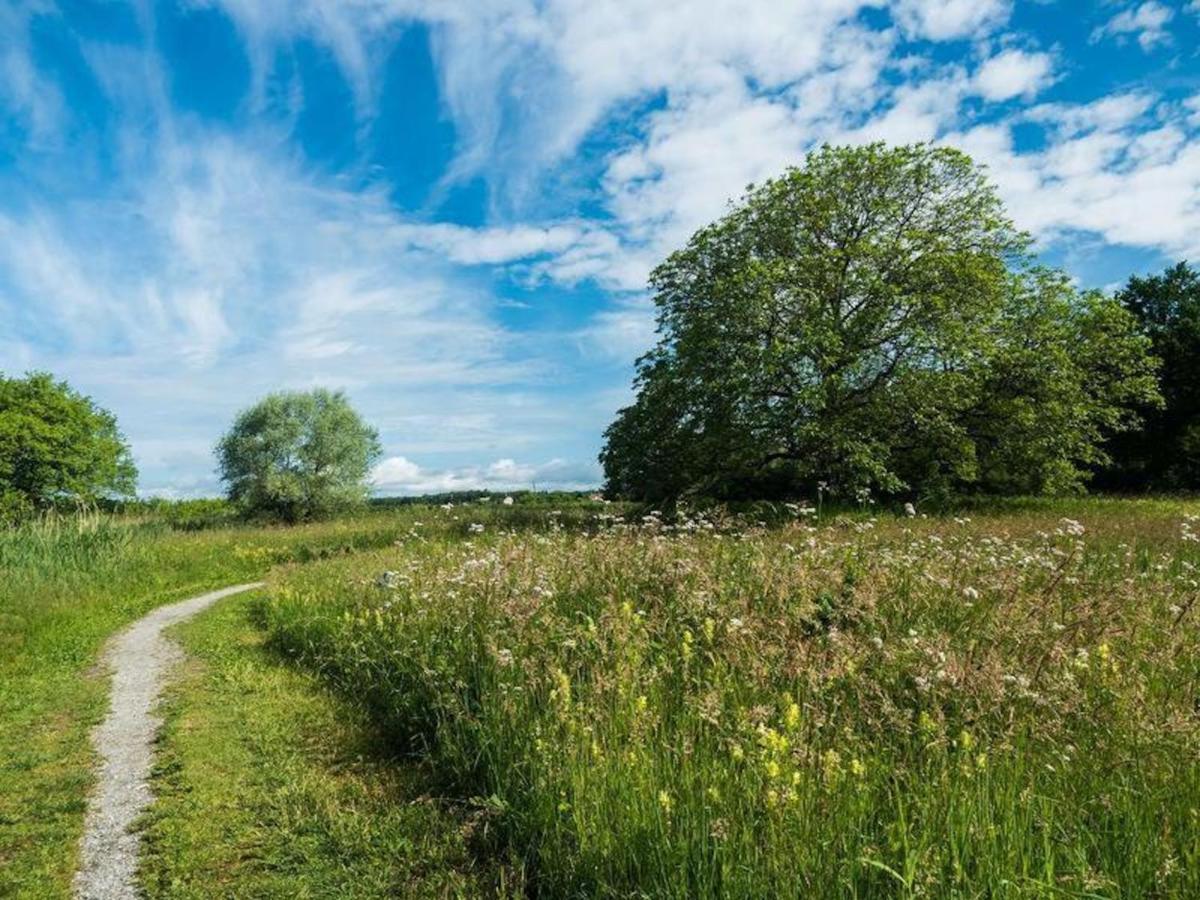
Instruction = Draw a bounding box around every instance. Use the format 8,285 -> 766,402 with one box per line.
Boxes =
216,388 -> 381,521
601,143 -> 1158,501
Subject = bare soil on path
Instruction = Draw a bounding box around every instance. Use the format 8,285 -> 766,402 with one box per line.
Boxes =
73,583 -> 264,900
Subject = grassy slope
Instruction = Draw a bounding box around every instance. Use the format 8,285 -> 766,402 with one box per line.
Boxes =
0,513 -> 414,898
139,591 -> 499,899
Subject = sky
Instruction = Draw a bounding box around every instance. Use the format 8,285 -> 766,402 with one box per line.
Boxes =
1,0 -> 1199,497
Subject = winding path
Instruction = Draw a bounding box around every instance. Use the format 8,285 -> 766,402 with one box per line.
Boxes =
73,583 -> 265,900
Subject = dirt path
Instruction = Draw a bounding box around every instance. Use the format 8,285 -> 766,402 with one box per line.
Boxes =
73,583 -> 265,900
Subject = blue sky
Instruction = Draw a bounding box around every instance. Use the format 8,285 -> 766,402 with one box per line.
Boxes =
1,0 -> 1199,496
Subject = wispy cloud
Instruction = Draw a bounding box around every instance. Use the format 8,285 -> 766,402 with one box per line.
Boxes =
1090,2 -> 1176,52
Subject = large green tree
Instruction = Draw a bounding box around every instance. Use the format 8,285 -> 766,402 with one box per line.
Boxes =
0,372 -> 137,516
1102,262 -> 1200,489
601,143 -> 1158,501
216,389 -> 381,521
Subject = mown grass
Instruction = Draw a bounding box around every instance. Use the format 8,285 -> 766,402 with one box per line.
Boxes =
139,590 -> 505,899
263,498 -> 1200,898
0,510 -> 423,898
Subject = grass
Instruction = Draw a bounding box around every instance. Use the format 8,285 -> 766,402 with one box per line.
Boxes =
8,496 -> 1200,897
0,509 -> 423,898
260,497 -> 1200,898
138,590 -> 503,899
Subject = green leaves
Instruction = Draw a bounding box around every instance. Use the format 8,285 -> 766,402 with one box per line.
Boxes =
1105,262 -> 1200,489
0,371 -> 137,515
216,389 -> 381,521
602,144 -> 1158,501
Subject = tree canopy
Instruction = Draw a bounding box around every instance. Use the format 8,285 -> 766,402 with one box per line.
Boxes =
0,372 -> 137,517
1102,261 -> 1200,489
216,389 -> 381,521
601,143 -> 1159,502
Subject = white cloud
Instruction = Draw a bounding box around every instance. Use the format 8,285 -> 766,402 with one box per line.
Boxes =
891,0 -> 1011,40
973,48 -> 1055,101
1186,94 -> 1200,128
371,455 -> 599,494
1090,2 -> 1175,51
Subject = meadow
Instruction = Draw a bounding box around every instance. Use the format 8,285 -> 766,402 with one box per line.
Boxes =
5,497 -> 1200,897
262,498 -> 1200,898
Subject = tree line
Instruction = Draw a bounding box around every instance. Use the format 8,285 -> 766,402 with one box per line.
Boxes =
2,142 -> 1198,519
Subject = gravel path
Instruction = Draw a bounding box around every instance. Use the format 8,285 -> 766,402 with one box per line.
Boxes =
73,583 -> 265,900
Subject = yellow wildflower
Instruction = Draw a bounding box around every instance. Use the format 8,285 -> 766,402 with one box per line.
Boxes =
783,701 -> 801,733
658,790 -> 673,815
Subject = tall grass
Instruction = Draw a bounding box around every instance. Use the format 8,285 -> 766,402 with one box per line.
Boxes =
266,501 -> 1200,897
0,507 -> 427,897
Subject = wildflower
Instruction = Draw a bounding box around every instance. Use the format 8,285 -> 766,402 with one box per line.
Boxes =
657,790 -> 673,815
681,629 -> 694,663
849,758 -> 866,778
975,752 -> 988,771
917,711 -> 938,737
468,522 -> 485,534
502,495 -> 514,506
757,725 -> 789,754
962,586 -> 980,601
551,669 -> 571,709
495,648 -> 514,667
635,694 -> 649,714
957,730 -> 975,752
903,502 -> 917,517
821,749 -> 843,783
783,701 -> 801,733
702,617 -> 716,643
765,788 -> 780,808
705,786 -> 720,803
871,636 -> 884,650
731,744 -> 745,763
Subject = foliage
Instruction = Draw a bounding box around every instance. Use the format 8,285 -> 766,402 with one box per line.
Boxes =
0,372 -> 137,517
216,388 -> 382,522
601,144 -> 1158,501
1104,261 -> 1200,489
266,502 -> 1200,897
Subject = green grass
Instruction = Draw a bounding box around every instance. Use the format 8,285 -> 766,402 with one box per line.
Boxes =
139,590 -> 504,899
0,510 -> 424,898
262,497 -> 1200,898
9,496 -> 1200,898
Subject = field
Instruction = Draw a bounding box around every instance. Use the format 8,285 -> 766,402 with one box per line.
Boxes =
263,498 -> 1200,897
4,497 -> 1200,897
